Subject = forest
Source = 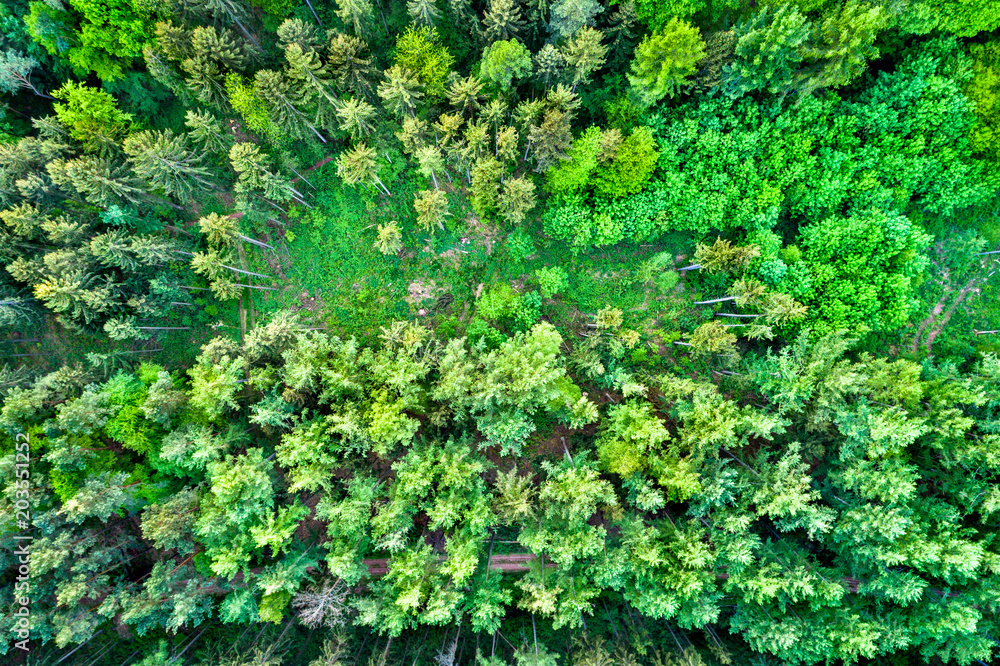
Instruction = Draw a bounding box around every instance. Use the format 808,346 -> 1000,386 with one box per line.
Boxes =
0,0 -> 999,663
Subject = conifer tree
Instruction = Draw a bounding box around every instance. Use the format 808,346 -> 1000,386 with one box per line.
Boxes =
447,75 -> 485,117
561,27 -> 607,91
334,0 -> 376,37
184,109 -> 231,155
378,65 -> 424,118
483,0 -> 526,43
498,176 -> 536,226
335,97 -> 377,139
413,189 -> 449,232
327,34 -> 376,100
628,18 -> 706,106
254,69 -> 326,142
337,142 -> 391,195
548,0 -> 603,41
408,0 -> 442,27
534,44 -> 566,87
528,108 -> 573,172
123,130 -> 216,202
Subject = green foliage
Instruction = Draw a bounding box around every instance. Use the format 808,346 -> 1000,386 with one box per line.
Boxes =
628,18 -> 705,106
479,39 -> 532,92
723,4 -> 810,98
26,0 -> 153,80
52,82 -> 133,152
592,126 -> 659,198
394,26 -> 454,98
535,266 -> 568,298
967,39 -> 1000,161
796,210 -> 930,335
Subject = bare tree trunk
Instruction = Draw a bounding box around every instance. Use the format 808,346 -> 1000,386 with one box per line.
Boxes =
693,296 -> 738,305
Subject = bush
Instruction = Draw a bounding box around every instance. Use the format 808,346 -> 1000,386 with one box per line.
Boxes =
536,266 -> 569,298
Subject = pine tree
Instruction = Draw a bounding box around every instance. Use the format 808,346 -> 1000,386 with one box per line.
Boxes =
276,18 -> 320,51
49,156 -> 144,208
184,109 -> 231,155
335,97 -> 377,139
378,65 -> 424,118
334,0 -> 376,37
498,176 -> 536,226
396,116 -> 430,155
606,0 -> 638,65
327,34 -> 376,100
408,0 -> 442,26
483,0 -> 526,43
188,25 -> 248,71
628,18 -> 706,106
337,142 -> 391,195
723,5 -> 810,98
283,43 -> 339,130
0,49 -> 51,98
470,156 -> 503,216
800,0 -> 883,93
413,189 -> 449,232
693,237 -> 761,273
415,144 -> 447,189
534,44 -> 566,87
561,27 -> 607,91
528,108 -> 573,172
123,130 -> 216,202
254,69 -> 327,142
374,221 -> 403,255
547,0 -> 603,41
447,75 -> 485,117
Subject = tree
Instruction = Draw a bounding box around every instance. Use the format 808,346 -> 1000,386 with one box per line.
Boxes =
534,44 -> 566,87
723,5 -> 810,99
894,0 -> 1000,36
378,65 -> 424,118
394,26 -> 454,98
413,189 -> 449,232
797,210 -> 930,335
335,97 -> 377,139
447,75 -> 485,117
277,18 -> 320,50
627,19 -> 706,106
561,27 -> 607,91
0,50 -> 51,98
498,176 -> 537,226
123,130 -> 216,202
470,156 -> 503,215
374,222 -> 403,255
408,0 -> 442,26
686,320 -> 738,359
26,0 -> 153,81
529,109 -> 573,172
51,83 -> 133,154
327,34 -> 376,100
694,237 -> 761,273
548,0 -> 603,41
800,0 -> 883,94
415,144 -> 447,189
967,39 -> 1000,160
335,0 -> 376,37
283,43 -> 339,130
480,39 -> 532,92
483,0 -> 526,43
184,109 -> 231,154
337,142 -> 391,195
255,69 -> 326,142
